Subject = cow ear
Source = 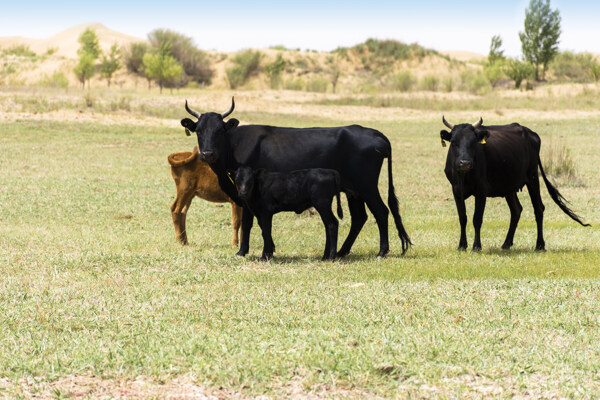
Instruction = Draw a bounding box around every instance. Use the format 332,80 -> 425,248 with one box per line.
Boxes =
181,118 -> 196,136
440,130 -> 452,147
254,168 -> 266,177
475,129 -> 490,144
225,118 -> 239,131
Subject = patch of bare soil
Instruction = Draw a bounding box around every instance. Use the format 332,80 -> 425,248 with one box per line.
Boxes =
0,374 -> 384,399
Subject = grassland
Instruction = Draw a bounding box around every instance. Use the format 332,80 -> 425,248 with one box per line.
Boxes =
1,87 -> 599,398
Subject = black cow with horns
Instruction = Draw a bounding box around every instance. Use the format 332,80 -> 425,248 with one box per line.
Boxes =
440,116 -> 589,251
181,97 -> 411,257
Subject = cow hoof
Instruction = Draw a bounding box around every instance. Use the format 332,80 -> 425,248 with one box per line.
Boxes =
457,246 -> 467,251
472,246 -> 482,252
535,246 -> 546,252
501,243 -> 512,250
336,250 -> 350,258
235,250 -> 248,257
260,253 -> 273,261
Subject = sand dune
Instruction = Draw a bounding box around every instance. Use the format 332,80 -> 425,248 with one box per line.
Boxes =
0,22 -> 145,59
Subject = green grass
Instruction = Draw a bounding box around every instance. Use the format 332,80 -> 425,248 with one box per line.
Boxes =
1,106 -> 599,397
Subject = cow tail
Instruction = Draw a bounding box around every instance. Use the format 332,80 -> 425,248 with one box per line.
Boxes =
387,149 -> 412,255
335,173 -> 343,219
538,158 -> 590,227
336,192 -> 344,220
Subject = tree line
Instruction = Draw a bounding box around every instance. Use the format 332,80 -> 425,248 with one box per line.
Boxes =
74,28 -> 213,93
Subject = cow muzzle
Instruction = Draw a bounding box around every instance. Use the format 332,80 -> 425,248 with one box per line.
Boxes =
200,151 -> 216,163
457,160 -> 473,172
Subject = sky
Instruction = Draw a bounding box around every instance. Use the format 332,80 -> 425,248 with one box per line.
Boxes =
1,0 -> 599,57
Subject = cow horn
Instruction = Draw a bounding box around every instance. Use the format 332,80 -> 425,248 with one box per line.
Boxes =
185,100 -> 201,118
442,115 -> 454,129
472,117 -> 483,129
221,97 -> 235,119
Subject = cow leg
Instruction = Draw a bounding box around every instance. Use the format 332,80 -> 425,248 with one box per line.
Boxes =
236,206 -> 254,256
257,213 -> 275,261
502,192 -> 523,250
364,191 -> 390,257
171,192 -> 195,245
452,188 -> 468,250
337,196 -> 367,258
231,203 -> 242,247
526,175 -> 546,251
315,203 -> 339,260
472,193 -> 487,252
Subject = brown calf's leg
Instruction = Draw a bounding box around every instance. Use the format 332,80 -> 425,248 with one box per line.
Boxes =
171,191 -> 195,245
231,203 -> 242,247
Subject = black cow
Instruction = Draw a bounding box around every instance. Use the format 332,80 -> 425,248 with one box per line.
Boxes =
181,98 -> 411,258
440,116 -> 589,251
232,166 -> 343,261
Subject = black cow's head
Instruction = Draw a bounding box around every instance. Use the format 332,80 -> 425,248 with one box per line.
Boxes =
180,97 -> 239,164
440,116 -> 489,172
232,166 -> 257,201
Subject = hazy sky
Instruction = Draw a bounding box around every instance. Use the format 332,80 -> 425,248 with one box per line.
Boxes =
1,0 -> 598,56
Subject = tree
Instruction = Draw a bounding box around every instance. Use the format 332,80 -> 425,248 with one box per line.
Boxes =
123,42 -> 148,75
504,59 -> 534,88
519,0 -> 561,81
143,44 -> 183,94
74,53 -> 96,89
77,28 -> 101,59
264,54 -> 286,89
100,44 -> 121,87
488,35 -> 504,65
484,63 -> 505,88
147,29 -> 213,85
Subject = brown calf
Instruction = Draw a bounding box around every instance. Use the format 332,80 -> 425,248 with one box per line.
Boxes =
168,146 -> 242,246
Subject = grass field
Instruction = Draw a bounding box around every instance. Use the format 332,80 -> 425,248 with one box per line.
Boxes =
1,88 -> 599,398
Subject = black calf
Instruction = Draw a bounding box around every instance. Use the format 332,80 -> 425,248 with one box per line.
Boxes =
232,166 -> 344,261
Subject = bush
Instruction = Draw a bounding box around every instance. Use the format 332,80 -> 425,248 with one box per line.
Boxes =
265,54 -> 286,89
484,63 -> 505,88
306,77 -> 328,93
442,77 -> 455,92
2,44 -> 36,57
460,70 -> 489,94
551,51 -> 595,83
419,74 -> 439,91
504,59 -> 534,89
542,140 -> 585,186
391,71 -> 415,92
226,50 -> 262,89
284,78 -> 305,91
39,72 -> 69,89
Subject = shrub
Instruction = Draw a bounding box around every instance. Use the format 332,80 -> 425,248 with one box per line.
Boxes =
442,77 -> 455,92
391,71 -> 415,92
484,62 -> 505,88
419,74 -> 439,91
39,72 -> 69,89
306,77 -> 328,93
460,70 -> 489,94
551,51 -> 594,83
504,59 -> 534,88
284,78 -> 305,91
265,54 -> 286,89
2,44 -> 36,57
542,140 -> 585,186
226,50 -> 262,89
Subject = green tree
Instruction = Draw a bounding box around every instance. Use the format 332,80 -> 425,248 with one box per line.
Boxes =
488,35 -> 504,65
264,54 -> 286,89
100,44 -> 121,87
226,50 -> 262,89
74,53 -> 96,89
484,62 -> 505,88
77,28 -> 101,59
504,59 -> 534,88
143,44 -> 183,94
519,0 -> 561,81
124,42 -> 148,75
147,29 -> 213,85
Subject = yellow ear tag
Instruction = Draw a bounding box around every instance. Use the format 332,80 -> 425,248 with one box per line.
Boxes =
185,128 -> 191,136
441,138 -> 446,147
227,171 -> 234,184
480,137 -> 486,144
